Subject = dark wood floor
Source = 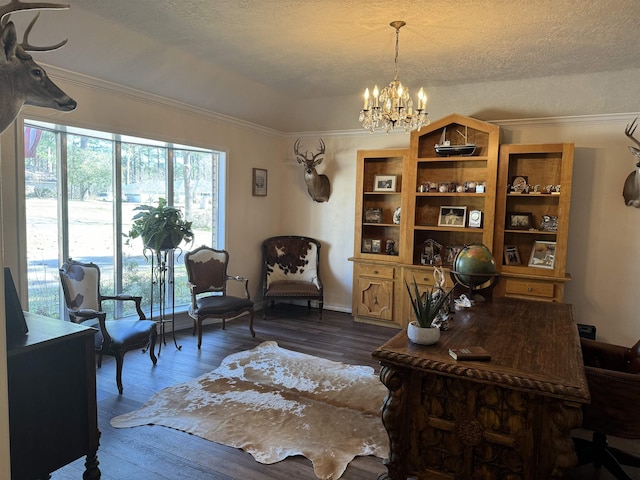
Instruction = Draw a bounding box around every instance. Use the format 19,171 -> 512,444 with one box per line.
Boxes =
52,305 -> 640,480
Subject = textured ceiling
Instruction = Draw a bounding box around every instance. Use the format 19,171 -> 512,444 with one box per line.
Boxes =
11,0 -> 640,129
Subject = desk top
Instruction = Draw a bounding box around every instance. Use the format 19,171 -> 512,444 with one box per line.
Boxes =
372,297 -> 589,403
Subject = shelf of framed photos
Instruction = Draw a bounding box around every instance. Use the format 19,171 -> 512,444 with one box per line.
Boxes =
499,232 -> 563,277
410,229 -> 483,267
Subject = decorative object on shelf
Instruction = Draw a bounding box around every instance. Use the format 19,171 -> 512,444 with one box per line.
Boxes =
126,198 -> 194,252
359,21 -> 429,134
362,238 -> 373,253
623,116 -> 640,207
510,175 -> 528,193
393,206 -> 401,224
506,212 -> 533,230
539,215 -> 558,232
252,168 -> 268,196
438,206 -> 467,227
364,207 -> 383,223
385,239 -> 397,255
373,174 -> 397,192
450,244 -> 499,301
294,138 -> 330,202
528,241 -> 557,269
468,210 -> 482,228
371,239 -> 382,253
404,270 -> 453,345
434,126 -> 477,156
503,245 -> 521,265
443,245 -> 463,266
0,1 -> 77,135
420,238 -> 442,265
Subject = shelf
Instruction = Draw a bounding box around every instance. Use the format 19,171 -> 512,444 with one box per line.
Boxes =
417,155 -> 491,162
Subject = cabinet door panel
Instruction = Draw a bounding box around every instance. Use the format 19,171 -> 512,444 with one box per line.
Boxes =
357,278 -> 394,320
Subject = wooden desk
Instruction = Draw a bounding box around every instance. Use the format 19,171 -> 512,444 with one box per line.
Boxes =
372,298 -> 589,480
7,312 -> 101,480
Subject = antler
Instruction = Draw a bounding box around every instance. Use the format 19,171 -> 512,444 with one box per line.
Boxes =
625,116 -> 640,149
0,1 -> 69,51
294,138 -> 325,166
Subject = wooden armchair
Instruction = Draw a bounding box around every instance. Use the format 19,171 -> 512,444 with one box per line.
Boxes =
59,258 -> 157,394
261,235 -> 323,320
184,246 -> 255,349
575,337 -> 640,479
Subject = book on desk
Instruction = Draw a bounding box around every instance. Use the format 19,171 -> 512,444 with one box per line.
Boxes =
449,346 -> 491,361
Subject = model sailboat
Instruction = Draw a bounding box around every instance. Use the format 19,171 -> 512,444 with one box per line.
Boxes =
434,126 -> 476,156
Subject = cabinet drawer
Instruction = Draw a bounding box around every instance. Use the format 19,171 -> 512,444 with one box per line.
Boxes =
358,264 -> 395,279
504,278 -> 555,298
403,268 -> 454,289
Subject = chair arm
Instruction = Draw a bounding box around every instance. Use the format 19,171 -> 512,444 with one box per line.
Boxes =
227,275 -> 250,300
69,309 -> 112,345
581,338 -> 630,372
100,294 -> 146,320
186,281 -> 199,309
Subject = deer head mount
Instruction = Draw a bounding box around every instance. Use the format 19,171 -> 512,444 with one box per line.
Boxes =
294,138 -> 330,203
623,116 -> 640,208
0,0 -> 76,134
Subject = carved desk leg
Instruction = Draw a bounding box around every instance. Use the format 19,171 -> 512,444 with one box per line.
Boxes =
546,401 -> 583,479
83,430 -> 101,480
377,365 -> 408,480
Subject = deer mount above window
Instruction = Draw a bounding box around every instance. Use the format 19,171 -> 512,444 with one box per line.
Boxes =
623,116 -> 640,208
0,0 -> 76,134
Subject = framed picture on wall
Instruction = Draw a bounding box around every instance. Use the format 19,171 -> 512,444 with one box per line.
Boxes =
252,168 -> 268,196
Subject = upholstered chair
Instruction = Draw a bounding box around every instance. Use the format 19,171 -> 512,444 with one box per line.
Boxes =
184,246 -> 255,348
574,337 -> 640,479
59,258 -> 157,394
261,236 -> 323,320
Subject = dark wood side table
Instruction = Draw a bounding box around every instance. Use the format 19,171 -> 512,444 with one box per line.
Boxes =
7,312 -> 101,480
372,298 -> 589,480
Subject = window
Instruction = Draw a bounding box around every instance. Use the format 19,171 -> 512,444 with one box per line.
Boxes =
23,121 -> 225,319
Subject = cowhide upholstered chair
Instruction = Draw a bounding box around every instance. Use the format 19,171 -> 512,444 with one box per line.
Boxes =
574,337 -> 640,479
261,236 -> 323,320
59,258 -> 157,394
184,246 -> 255,349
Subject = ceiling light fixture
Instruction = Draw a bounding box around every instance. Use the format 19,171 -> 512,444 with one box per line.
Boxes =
359,21 -> 429,134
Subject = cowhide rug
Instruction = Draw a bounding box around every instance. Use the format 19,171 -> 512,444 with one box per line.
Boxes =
111,341 -> 389,480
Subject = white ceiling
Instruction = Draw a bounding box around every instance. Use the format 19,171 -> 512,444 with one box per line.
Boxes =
12,0 -> 640,131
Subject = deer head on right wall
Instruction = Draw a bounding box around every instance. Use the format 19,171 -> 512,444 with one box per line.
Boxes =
294,138 -> 331,203
623,117 -> 640,207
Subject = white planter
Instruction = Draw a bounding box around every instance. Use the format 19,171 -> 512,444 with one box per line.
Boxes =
407,321 -> 441,345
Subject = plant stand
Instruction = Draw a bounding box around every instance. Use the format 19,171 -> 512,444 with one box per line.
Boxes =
149,247 -> 182,354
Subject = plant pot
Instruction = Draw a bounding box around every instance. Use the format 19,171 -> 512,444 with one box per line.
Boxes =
144,234 -> 181,251
407,321 -> 440,345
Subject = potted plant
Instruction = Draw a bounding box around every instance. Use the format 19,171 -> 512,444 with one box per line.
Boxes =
405,276 -> 453,345
126,198 -> 194,251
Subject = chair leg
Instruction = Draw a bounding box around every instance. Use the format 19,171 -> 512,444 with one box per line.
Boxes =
249,311 -> 255,337
115,353 -> 125,395
96,354 -> 103,368
319,299 -> 323,320
148,329 -> 158,365
197,319 -> 203,349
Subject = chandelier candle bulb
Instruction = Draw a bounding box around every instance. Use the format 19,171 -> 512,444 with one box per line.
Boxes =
363,88 -> 369,109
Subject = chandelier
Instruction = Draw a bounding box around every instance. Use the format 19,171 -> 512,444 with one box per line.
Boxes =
359,21 -> 429,134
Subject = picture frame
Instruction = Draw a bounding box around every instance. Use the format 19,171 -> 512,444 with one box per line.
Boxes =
363,207 -> 383,224
503,245 -> 521,265
443,245 -> 463,266
362,238 -> 372,253
252,168 -> 267,196
373,175 -> 397,192
507,212 -> 533,230
437,206 -> 467,227
371,239 -> 382,253
528,241 -> 556,269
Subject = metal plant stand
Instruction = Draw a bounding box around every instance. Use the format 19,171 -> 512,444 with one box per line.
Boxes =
149,247 -> 182,354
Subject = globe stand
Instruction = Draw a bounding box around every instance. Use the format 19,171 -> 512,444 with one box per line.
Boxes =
449,271 -> 500,304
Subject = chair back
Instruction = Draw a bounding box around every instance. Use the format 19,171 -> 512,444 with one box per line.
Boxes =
184,246 -> 230,295
262,236 -> 321,289
59,259 -> 101,321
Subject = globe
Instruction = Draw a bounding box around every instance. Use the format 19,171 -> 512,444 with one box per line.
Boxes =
453,244 -> 497,288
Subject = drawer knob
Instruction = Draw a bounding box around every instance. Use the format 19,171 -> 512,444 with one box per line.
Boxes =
373,295 -> 378,305
373,270 -> 379,274
528,287 -> 532,292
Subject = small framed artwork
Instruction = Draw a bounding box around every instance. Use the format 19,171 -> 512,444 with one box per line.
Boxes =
528,241 -> 557,269
371,239 -> 382,253
252,168 -> 268,196
373,175 -> 397,192
364,207 -> 383,223
539,215 -> 558,232
362,238 -> 373,253
438,206 -> 467,227
507,212 -> 533,230
504,245 -> 521,265
443,245 -> 463,266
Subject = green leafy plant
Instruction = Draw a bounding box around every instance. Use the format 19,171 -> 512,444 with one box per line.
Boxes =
405,277 -> 453,328
126,198 -> 194,251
